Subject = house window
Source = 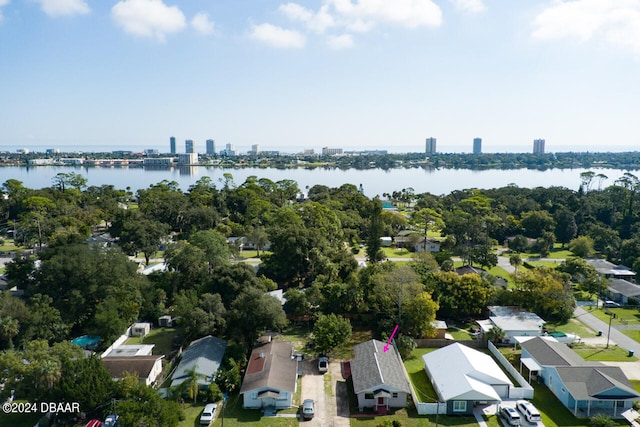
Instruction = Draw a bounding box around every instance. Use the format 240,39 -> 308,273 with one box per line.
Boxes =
365,393 -> 374,400
453,401 -> 467,412
392,393 -> 399,399
251,392 -> 257,399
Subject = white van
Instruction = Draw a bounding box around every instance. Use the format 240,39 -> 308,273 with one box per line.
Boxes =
516,400 -> 541,423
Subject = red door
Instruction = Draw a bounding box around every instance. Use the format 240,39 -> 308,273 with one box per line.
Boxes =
378,397 -> 384,405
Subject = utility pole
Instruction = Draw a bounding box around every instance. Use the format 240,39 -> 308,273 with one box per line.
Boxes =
606,312 -> 616,349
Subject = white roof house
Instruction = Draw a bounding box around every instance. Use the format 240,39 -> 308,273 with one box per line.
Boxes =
422,343 -> 512,403
485,306 -> 545,344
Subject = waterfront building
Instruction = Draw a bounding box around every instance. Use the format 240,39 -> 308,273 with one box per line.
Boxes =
473,138 -> 482,154
170,136 -> 176,154
177,153 -> 198,165
533,139 -> 545,154
322,147 -> 343,156
206,139 -> 215,155
46,148 -> 60,154
185,139 -> 194,154
144,149 -> 159,155
250,144 -> 260,155
425,137 -> 436,154
220,143 -> 236,157
144,158 -> 173,167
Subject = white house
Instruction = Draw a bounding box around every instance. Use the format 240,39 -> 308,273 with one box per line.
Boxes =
479,306 -> 545,344
422,343 -> 512,415
240,341 -> 297,410
351,340 -> 411,414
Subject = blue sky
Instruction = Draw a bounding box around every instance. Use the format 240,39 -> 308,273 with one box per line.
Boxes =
1,0 -> 639,154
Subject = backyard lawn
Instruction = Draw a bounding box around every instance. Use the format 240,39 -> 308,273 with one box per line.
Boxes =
381,247 -> 414,258
125,327 -> 181,355
403,348 -> 438,402
546,319 -> 597,337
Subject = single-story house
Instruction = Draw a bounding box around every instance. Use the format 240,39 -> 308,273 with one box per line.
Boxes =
422,343 -> 512,415
102,355 -> 164,387
606,279 -> 640,305
520,337 -> 640,417
170,335 -> 227,389
393,235 -> 441,253
240,340 -> 297,409
351,339 -> 411,414
480,306 -> 545,344
586,259 -> 636,282
380,237 -> 393,247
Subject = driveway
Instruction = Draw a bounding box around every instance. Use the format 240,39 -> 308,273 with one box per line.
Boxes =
300,358 -> 350,427
300,359 -> 327,427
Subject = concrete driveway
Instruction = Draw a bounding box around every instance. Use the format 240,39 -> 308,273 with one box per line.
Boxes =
300,358 -> 350,427
300,359 -> 326,426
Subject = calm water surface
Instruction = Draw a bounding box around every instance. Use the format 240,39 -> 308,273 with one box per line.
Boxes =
0,166 -> 631,197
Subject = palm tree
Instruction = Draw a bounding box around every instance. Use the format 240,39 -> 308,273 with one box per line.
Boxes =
486,326 -> 506,344
509,253 -> 523,274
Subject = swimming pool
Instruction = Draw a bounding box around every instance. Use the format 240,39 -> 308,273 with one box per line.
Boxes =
71,335 -> 101,349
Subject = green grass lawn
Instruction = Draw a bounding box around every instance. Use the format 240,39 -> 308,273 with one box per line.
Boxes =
589,306 -> 640,326
235,250 -> 262,259
446,327 -> 475,340
177,402 -> 208,427
546,319 -> 596,337
332,329 -> 373,360
486,265 -> 515,286
571,343 -> 638,361
210,394 -> 299,427
403,348 -> 438,402
125,327 -> 180,355
527,260 -> 563,268
381,247 -> 414,258
531,382 -> 588,427
350,407 -> 478,427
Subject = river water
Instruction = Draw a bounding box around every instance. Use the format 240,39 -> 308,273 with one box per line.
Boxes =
0,165 -> 632,197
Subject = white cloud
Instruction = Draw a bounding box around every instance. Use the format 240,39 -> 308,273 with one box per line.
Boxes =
111,0 -> 186,42
449,0 -> 486,14
33,0 -> 89,17
327,0 -> 442,29
327,33 -> 354,49
191,11 -> 214,35
0,0 -> 8,23
532,0 -> 640,54
249,22 -> 306,48
279,3 -> 335,33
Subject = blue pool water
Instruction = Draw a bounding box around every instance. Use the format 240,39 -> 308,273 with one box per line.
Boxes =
71,335 -> 101,349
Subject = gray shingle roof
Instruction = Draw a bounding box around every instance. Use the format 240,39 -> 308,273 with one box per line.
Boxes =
240,341 -> 297,394
520,337 -> 587,367
171,335 -> 227,387
608,279 -> 640,298
351,339 -> 410,394
555,367 -> 640,400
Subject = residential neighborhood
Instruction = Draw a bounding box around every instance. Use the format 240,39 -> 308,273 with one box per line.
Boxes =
4,175 -> 640,427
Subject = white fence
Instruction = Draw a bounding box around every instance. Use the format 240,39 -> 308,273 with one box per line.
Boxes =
488,341 -> 534,399
416,402 -> 447,415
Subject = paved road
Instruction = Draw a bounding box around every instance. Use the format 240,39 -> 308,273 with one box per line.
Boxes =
573,306 -> 640,354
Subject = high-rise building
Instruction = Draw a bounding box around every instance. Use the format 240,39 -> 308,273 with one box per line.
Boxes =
425,137 -> 436,154
185,139 -> 194,154
322,147 -> 343,155
473,138 -> 482,154
533,139 -> 545,154
170,136 -> 176,154
251,144 -> 260,155
206,139 -> 215,155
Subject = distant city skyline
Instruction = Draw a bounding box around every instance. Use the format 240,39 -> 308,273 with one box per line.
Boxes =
1,2 -> 639,152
